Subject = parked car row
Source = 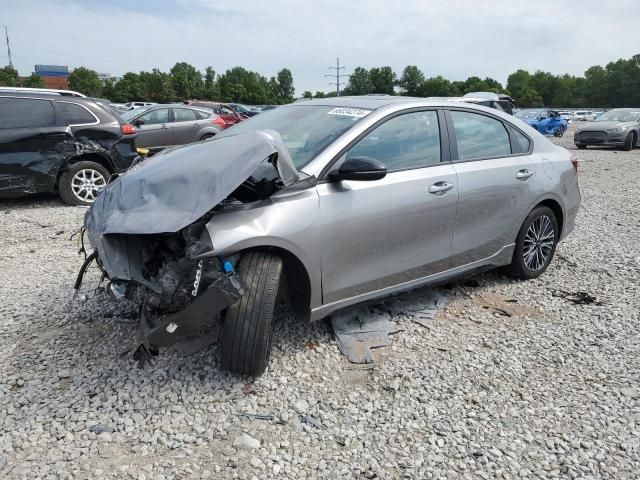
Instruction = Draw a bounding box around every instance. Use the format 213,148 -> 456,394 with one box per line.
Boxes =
0,87 -> 275,206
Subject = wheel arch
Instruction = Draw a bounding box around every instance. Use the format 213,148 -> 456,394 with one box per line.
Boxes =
235,245 -> 313,322
533,198 -> 564,238
55,153 -> 115,188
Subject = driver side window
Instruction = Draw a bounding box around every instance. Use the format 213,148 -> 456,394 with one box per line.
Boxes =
139,108 -> 169,125
347,111 -> 441,171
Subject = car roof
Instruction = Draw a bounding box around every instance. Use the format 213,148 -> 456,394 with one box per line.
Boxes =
0,92 -> 98,104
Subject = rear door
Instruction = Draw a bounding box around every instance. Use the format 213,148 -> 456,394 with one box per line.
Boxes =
170,107 -> 201,144
317,109 -> 458,304
446,108 -> 537,267
134,107 -> 172,148
0,97 -> 74,196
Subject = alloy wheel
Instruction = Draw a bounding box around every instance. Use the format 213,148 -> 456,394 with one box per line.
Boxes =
71,168 -> 107,203
522,215 -> 555,271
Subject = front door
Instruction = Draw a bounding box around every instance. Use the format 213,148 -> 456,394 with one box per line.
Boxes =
317,110 -> 458,304
447,109 -> 538,266
135,108 -> 172,148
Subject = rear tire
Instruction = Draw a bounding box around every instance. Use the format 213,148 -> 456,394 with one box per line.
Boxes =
59,161 -> 110,206
622,132 -> 636,151
220,251 -> 282,376
507,206 -> 559,280
200,133 -> 215,141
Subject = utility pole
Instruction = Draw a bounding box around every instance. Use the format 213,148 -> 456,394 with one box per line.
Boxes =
4,26 -> 13,68
325,57 -> 347,96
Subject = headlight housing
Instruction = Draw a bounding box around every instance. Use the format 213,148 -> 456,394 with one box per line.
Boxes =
607,126 -> 627,133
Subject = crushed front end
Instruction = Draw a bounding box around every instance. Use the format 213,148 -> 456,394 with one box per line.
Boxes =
74,130 -> 300,366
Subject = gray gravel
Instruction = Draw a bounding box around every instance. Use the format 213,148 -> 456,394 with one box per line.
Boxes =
1,122 -> 639,479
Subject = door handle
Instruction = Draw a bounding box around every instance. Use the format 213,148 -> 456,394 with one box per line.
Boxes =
516,169 -> 534,180
428,182 -> 454,195
161,123 -> 168,129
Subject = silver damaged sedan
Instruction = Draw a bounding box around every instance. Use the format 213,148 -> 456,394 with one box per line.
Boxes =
79,96 -> 581,375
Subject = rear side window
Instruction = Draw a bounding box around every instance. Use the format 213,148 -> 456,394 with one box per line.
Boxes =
450,111 -> 511,161
0,97 -> 56,129
58,102 -> 97,125
195,110 -> 211,119
510,127 -> 531,153
173,108 -> 197,122
347,111 -> 441,171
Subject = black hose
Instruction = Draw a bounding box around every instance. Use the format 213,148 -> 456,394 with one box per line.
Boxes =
74,251 -> 97,290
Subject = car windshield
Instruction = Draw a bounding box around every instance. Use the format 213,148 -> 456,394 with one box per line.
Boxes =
515,110 -> 541,119
596,110 -> 640,122
217,105 -> 372,170
231,104 -> 251,114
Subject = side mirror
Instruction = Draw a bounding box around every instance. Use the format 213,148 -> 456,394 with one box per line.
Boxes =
329,156 -> 387,182
134,118 -> 145,126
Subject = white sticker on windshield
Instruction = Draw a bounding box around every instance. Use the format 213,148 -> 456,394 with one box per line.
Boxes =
327,107 -> 371,118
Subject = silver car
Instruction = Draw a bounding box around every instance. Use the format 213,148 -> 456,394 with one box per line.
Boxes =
574,108 -> 640,151
79,97 -> 581,375
121,104 -> 224,151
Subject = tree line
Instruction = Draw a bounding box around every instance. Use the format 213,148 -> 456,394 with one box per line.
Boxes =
303,54 -> 640,108
0,63 -> 296,105
2,53 -> 639,107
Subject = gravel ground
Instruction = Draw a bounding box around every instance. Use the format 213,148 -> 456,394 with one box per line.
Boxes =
1,122 -> 639,479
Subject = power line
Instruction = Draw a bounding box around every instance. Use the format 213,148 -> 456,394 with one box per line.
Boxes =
324,57 -> 349,96
4,26 -> 13,68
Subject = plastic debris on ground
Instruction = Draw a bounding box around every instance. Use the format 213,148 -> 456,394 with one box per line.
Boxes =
330,289 -> 447,363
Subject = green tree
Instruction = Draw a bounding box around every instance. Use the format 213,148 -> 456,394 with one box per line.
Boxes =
0,66 -> 19,86
203,66 -> 219,100
418,76 -> 455,97
369,66 -> 396,94
506,69 -> 543,107
218,67 -> 270,103
398,65 -> 425,96
140,69 -> 175,103
314,91 -> 326,98
68,67 -> 102,96
343,67 -> 373,95
110,72 -> 146,102
274,68 -> 295,103
21,73 -> 45,88
302,90 -> 313,99
170,62 -> 204,100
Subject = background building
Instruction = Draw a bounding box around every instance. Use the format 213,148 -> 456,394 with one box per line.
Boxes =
34,64 -> 69,89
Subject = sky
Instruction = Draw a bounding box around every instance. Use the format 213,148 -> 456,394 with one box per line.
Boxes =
3,0 -> 639,95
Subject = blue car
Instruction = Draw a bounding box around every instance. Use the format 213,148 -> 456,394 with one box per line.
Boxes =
515,109 -> 568,137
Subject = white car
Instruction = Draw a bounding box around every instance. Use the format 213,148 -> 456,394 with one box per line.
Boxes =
558,111 -> 574,123
573,111 -> 596,121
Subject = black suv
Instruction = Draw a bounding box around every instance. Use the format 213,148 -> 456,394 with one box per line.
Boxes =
0,93 -> 138,205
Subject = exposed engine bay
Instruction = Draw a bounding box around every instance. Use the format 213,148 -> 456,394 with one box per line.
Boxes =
75,130 -> 306,366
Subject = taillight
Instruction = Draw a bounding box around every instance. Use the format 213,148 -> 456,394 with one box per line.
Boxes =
121,123 -> 136,135
211,116 -> 226,128
570,154 -> 579,173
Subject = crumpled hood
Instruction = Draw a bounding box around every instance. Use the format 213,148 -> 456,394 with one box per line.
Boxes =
85,129 -> 299,238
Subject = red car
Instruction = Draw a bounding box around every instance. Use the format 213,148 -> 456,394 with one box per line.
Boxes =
185,101 -> 246,129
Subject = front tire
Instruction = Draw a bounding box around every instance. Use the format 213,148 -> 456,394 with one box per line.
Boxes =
220,251 -> 283,376
507,206 -> 559,280
622,131 -> 636,151
576,144 -> 587,150
59,161 -> 110,206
